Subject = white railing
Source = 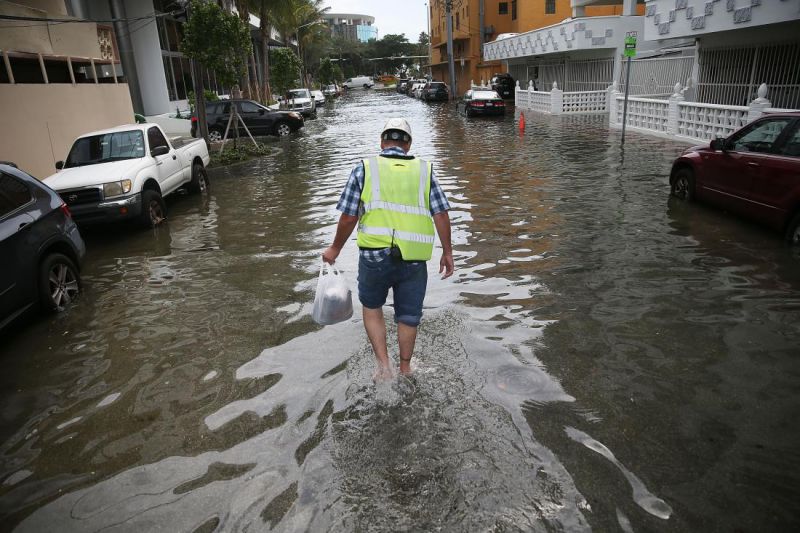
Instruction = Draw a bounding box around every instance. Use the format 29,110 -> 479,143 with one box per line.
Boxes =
515,81 -> 607,115
614,97 -> 670,133
608,82 -> 788,144
563,90 -> 608,114
676,102 -> 749,140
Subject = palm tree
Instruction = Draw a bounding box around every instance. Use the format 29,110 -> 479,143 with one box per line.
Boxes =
273,0 -> 329,88
256,0 -> 280,103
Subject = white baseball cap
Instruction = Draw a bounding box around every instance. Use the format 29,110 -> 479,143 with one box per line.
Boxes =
381,118 -> 412,142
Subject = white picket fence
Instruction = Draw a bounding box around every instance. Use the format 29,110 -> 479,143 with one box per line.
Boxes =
608,82 -> 783,143
515,76 -> 797,144
515,81 -> 607,115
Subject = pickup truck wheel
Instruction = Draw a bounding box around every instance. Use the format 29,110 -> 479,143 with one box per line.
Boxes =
671,168 -> 695,201
189,162 -> 209,194
785,212 -> 800,245
39,253 -> 80,313
274,122 -> 292,137
141,189 -> 167,228
208,128 -> 223,143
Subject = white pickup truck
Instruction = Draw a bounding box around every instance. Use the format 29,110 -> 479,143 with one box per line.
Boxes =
44,123 -> 210,228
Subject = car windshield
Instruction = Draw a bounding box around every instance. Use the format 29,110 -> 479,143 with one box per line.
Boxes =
473,90 -> 501,100
289,90 -> 309,99
65,131 -> 145,168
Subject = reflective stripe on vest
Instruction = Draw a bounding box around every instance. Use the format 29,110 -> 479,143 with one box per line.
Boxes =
357,155 -> 435,261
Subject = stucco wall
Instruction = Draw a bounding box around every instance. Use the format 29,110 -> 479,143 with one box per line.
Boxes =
0,84 -> 135,179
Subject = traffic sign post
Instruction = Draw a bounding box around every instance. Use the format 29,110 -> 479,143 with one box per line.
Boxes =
621,32 -> 637,144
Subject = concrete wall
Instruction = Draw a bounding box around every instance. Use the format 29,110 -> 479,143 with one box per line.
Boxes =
0,84 -> 135,179
512,0 -> 644,34
124,0 -> 171,115
0,0 -> 101,57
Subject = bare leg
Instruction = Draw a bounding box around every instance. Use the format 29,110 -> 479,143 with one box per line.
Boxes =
363,307 -> 392,380
397,323 -> 418,376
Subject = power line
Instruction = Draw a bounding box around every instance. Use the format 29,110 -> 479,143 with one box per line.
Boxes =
0,10 -> 184,24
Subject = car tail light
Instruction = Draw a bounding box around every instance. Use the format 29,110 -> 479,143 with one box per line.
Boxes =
60,202 -> 72,219
191,116 -> 197,122
496,101 -> 505,106
471,101 -> 485,107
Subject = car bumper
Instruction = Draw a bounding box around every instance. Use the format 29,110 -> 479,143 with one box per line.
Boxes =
468,107 -> 505,116
68,193 -> 142,225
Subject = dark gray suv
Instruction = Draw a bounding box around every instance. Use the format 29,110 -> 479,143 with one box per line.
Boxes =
0,163 -> 86,332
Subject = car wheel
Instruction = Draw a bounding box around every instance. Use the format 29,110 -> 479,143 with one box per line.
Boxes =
466,108 -> 473,118
671,168 -> 695,201
785,212 -> 800,245
140,189 -> 167,228
363,84 -> 369,89
39,253 -> 80,313
208,128 -> 223,143
274,122 -> 292,137
188,162 -> 209,194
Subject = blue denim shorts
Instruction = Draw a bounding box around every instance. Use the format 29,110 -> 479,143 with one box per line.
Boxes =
357,252 -> 428,327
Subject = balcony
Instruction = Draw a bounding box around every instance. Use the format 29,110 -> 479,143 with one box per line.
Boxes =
643,0 -> 800,41
484,15 -> 643,61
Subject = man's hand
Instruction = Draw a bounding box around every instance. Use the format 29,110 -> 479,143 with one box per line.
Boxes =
322,246 -> 341,265
439,252 -> 454,279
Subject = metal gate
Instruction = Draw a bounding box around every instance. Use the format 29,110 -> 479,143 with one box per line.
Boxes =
519,57 -> 614,92
618,54 -> 695,97
698,42 -> 800,109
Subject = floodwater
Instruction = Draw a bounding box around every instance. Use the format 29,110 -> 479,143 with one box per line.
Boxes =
2,90 -> 800,532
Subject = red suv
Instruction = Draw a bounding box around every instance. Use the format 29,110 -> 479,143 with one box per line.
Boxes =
669,112 -> 800,244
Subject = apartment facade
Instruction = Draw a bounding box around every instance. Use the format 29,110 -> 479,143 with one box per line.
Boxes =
323,13 -> 378,43
429,0 -> 644,96
0,0 -> 135,179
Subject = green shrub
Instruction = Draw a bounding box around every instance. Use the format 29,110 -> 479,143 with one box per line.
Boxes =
211,142 -> 272,167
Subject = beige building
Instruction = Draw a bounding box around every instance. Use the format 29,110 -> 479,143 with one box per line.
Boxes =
0,0 -> 134,179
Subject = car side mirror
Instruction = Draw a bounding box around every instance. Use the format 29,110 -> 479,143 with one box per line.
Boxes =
55,160 -> 63,170
259,108 -> 265,115
710,138 -> 727,151
151,145 -> 169,157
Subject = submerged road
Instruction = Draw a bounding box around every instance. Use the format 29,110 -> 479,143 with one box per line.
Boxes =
1,89 -> 799,532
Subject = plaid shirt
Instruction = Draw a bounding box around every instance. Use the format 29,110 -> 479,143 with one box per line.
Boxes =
337,147 -> 450,260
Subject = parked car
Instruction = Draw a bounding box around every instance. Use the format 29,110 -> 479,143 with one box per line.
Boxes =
396,78 -> 410,94
322,84 -> 341,97
457,89 -> 506,117
311,89 -> 325,107
669,112 -> 800,244
283,88 -> 317,118
44,124 -> 210,228
1,162 -> 86,331
192,99 -> 304,141
410,81 -> 426,99
422,81 -> 449,102
342,76 -> 374,89
491,73 -> 515,99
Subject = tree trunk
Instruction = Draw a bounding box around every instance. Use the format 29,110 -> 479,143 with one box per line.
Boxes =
260,13 -> 271,103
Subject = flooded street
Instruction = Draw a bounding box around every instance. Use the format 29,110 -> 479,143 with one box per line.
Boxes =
2,90 -> 800,531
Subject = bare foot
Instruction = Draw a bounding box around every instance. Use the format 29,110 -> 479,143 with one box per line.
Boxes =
372,364 -> 394,383
399,360 -> 413,376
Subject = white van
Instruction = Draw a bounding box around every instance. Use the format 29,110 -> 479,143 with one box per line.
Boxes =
342,76 -> 374,89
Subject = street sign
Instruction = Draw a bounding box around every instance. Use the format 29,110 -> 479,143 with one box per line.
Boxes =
624,31 -> 637,58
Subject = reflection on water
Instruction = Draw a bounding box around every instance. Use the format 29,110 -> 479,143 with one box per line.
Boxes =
1,91 -> 799,532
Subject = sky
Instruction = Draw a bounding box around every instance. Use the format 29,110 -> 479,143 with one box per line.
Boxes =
323,0 -> 429,42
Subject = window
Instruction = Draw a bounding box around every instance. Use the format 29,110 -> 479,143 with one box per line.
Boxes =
238,101 -> 262,114
0,173 -> 32,218
779,124 -> 800,157
731,119 -> 792,153
512,0 -> 517,20
499,2 -> 508,15
65,131 -> 145,167
147,127 -> 169,151
456,12 -> 460,29
546,0 -> 556,14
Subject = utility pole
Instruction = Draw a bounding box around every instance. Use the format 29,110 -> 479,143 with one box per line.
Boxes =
445,0 -> 456,99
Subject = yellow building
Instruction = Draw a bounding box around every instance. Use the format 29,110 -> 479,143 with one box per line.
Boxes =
428,0 -> 644,97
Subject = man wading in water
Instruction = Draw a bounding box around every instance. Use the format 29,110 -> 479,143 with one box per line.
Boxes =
323,118 -> 454,379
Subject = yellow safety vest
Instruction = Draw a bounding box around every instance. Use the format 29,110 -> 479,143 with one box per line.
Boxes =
357,156 -> 435,261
